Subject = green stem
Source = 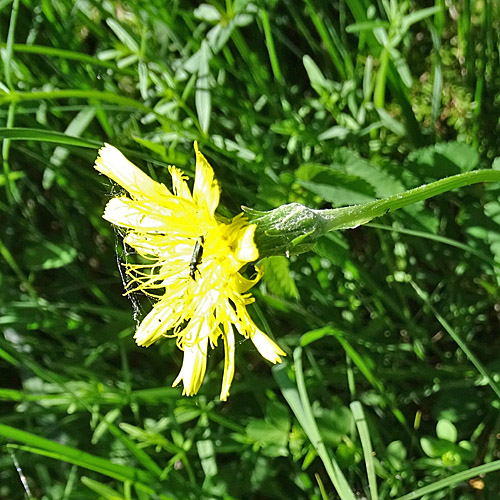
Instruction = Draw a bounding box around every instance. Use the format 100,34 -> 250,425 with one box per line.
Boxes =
321,169 -> 500,232
374,47 -> 390,108
2,102 -> 20,202
0,236 -> 37,298
2,0 -> 21,203
260,9 -> 282,84
4,0 -> 20,90
247,169 -> 500,258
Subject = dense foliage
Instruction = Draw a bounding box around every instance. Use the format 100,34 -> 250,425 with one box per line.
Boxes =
1,0 -> 500,498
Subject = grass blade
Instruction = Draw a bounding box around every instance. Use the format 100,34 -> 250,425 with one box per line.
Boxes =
395,460 -> 500,500
410,281 -> 500,401
274,355 -> 357,500
0,424 -> 153,484
350,402 -> 378,500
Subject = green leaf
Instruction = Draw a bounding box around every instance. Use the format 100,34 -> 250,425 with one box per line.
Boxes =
46,108 -> 96,187
196,40 -> 211,134
401,6 -> 442,33
246,420 -> 287,446
197,439 -> 218,477
303,55 -> 328,91
376,107 -> 406,136
333,148 -> 405,197
420,437 -> 453,458
318,126 -> 349,141
138,60 -> 149,100
106,18 -> 139,52
194,4 -> 221,22
316,405 -> 354,446
436,419 -> 457,443
345,20 -> 390,33
386,441 -> 407,470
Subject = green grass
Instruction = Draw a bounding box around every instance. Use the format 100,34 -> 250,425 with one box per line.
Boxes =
2,0 -> 500,498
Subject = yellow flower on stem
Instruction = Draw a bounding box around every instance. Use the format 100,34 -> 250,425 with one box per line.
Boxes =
95,142 -> 285,401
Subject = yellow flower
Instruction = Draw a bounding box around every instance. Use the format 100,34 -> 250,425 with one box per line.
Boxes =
95,142 -> 285,400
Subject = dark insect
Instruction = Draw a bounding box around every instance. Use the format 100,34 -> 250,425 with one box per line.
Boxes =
189,236 -> 204,280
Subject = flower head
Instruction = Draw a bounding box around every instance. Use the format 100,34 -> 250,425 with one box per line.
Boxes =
95,143 -> 285,400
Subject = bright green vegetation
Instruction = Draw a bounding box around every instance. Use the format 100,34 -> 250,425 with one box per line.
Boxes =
2,1 -> 500,499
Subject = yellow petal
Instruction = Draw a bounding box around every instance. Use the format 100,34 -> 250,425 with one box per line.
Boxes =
250,328 -> 286,364
169,165 -> 193,201
135,300 -> 177,347
172,334 -> 209,396
231,266 -> 263,294
125,232 -> 193,260
193,142 -> 220,216
95,144 -> 171,200
220,324 -> 235,401
103,196 -> 202,235
233,223 -> 259,262
103,197 -> 174,231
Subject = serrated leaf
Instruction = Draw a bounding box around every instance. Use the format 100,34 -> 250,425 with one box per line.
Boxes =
262,256 -> 299,299
408,142 -> 480,179
298,169 -> 376,207
334,148 -> 405,197
246,420 -> 286,444
266,401 -> 290,434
